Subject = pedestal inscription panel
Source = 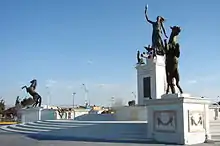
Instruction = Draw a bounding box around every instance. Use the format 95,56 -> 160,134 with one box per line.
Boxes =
153,110 -> 176,132
188,110 -> 204,132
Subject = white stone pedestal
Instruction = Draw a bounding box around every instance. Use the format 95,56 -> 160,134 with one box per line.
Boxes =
136,56 -> 166,105
145,94 -> 211,145
18,108 -> 56,123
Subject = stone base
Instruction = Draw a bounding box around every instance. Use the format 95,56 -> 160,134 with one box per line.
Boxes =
113,106 -> 148,121
18,107 -> 56,123
161,93 -> 191,99
146,95 -> 211,145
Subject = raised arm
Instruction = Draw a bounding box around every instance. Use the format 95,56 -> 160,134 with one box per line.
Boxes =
145,9 -> 153,24
161,22 -> 168,38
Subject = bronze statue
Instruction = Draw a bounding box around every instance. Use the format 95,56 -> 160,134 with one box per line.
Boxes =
15,96 -> 20,106
21,79 -> 42,107
144,45 -> 156,59
164,26 -> 183,94
137,50 -> 141,64
128,100 -> 135,106
137,50 -> 145,64
144,5 -> 168,55
20,97 -> 38,107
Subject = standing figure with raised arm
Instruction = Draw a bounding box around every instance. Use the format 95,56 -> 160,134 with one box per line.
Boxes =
144,5 -> 168,55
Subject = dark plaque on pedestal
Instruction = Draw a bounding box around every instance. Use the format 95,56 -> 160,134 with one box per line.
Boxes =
143,77 -> 151,98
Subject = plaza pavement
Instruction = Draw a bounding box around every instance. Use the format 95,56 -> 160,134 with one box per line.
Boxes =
0,129 -> 219,146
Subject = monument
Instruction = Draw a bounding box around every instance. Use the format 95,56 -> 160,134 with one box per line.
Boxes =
18,79 -> 56,123
134,5 -> 211,145
136,5 -> 184,105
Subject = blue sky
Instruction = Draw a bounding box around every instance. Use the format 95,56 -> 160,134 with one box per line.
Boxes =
0,0 -> 220,106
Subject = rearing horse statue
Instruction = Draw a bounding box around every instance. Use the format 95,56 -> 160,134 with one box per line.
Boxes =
21,79 -> 42,107
164,26 -> 183,94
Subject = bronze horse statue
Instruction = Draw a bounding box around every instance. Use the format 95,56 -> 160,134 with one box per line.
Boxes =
164,26 -> 183,94
21,79 -> 42,107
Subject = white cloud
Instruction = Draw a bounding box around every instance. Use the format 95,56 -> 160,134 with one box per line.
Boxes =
186,79 -> 197,84
87,60 -> 93,65
45,79 -> 57,87
183,74 -> 220,85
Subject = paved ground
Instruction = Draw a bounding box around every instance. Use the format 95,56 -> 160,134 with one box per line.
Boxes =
0,131 -> 219,146
0,119 -> 219,146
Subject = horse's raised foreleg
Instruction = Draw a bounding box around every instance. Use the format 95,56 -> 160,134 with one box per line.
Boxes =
21,86 -> 28,93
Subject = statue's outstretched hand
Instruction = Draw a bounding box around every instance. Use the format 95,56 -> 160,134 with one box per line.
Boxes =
145,5 -> 148,13
145,4 -> 148,11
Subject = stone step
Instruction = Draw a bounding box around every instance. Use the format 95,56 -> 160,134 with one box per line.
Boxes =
210,123 -> 220,126
8,124 -> 49,132
210,127 -> 220,130
211,134 -> 220,141
38,120 -> 96,125
45,120 -> 147,123
33,121 -> 94,127
0,120 -> 148,141
0,125 -> 38,134
209,120 -> 220,124
210,130 -> 220,133
16,123 -> 62,130
27,122 -> 85,128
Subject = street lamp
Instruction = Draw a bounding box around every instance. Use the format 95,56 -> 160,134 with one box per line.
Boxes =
46,86 -> 50,109
72,92 -> 76,108
111,96 -> 115,107
82,84 -> 89,106
132,92 -> 136,99
217,96 -> 220,105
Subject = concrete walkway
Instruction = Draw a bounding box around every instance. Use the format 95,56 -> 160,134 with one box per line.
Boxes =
0,119 -> 218,145
0,132 -> 219,146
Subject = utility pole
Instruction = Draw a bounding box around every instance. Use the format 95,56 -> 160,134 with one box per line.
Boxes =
111,96 -> 115,107
46,86 -> 50,109
72,92 -> 76,108
132,92 -> 136,100
82,84 -> 89,106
